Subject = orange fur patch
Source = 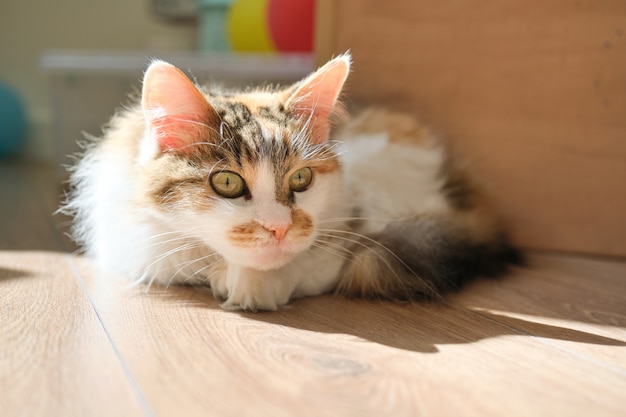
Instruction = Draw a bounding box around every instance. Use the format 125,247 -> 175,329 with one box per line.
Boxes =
228,208 -> 314,247
291,208 -> 314,238
228,222 -> 267,246
339,108 -> 435,146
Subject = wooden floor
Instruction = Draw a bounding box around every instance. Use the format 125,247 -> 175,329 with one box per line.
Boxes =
1,160 -> 625,417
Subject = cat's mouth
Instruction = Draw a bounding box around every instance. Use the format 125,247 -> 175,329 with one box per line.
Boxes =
225,237 -> 311,271
225,219 -> 314,270
245,240 -> 306,270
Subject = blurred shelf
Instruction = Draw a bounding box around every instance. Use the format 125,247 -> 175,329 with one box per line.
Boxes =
41,50 -> 315,81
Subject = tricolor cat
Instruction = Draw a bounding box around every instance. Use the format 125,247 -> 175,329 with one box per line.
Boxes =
63,54 -> 520,311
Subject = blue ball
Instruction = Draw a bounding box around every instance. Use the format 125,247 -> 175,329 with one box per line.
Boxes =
0,83 -> 27,157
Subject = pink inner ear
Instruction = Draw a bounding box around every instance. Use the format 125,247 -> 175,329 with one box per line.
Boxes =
149,115 -> 211,152
142,61 -> 217,152
287,55 -> 351,143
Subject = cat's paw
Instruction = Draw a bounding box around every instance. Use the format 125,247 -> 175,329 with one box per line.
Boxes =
220,294 -> 279,312
220,267 -> 291,312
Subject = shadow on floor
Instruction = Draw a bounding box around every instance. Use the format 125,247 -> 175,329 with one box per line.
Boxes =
155,283 -> 626,354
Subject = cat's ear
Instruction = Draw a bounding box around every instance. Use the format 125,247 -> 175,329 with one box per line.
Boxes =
142,60 -> 218,152
285,54 -> 351,144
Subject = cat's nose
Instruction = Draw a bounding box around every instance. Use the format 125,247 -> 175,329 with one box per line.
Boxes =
265,224 -> 291,241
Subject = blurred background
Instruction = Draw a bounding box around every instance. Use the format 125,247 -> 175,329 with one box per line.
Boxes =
0,0 -> 316,166
0,0 -> 624,257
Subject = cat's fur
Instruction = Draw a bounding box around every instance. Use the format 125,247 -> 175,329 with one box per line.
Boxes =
62,53 -> 520,311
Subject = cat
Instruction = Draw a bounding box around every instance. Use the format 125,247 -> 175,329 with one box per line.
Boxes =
62,53 -> 520,311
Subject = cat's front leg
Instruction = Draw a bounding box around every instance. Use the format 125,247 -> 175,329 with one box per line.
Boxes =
221,264 -> 294,312
205,259 -> 229,300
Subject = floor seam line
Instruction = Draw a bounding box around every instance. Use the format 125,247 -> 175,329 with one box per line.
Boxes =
65,254 -> 158,417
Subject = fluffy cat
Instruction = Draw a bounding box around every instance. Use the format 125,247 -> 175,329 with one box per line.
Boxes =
62,53 -> 519,311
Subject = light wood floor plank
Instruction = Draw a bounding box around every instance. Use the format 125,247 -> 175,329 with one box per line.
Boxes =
75,258 -> 626,417
0,252 -> 147,417
449,253 -> 626,369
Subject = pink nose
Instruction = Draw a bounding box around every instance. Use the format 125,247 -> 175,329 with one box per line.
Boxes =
265,224 -> 291,241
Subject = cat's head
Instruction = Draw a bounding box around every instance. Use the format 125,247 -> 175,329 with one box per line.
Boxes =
138,54 -> 351,271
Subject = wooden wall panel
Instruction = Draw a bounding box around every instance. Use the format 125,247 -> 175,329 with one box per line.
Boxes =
316,0 -> 626,257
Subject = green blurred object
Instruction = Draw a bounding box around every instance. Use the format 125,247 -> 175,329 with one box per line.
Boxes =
197,0 -> 234,51
0,82 -> 27,157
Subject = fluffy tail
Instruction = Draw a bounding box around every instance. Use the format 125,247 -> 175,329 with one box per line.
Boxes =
335,215 -> 522,300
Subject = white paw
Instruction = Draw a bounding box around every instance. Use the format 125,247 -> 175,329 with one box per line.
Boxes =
220,294 -> 278,312
220,266 -> 292,312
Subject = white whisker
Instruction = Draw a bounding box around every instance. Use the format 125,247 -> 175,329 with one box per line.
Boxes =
311,238 -> 372,272
182,256 -> 223,284
139,241 -> 205,291
165,251 -> 221,288
317,213 -> 421,225
317,228 -> 434,295
311,241 -> 350,262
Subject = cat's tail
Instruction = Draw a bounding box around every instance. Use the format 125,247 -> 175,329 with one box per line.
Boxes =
334,213 -> 523,301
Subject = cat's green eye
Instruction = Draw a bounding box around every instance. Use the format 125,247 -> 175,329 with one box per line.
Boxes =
210,171 -> 246,198
288,167 -> 313,192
